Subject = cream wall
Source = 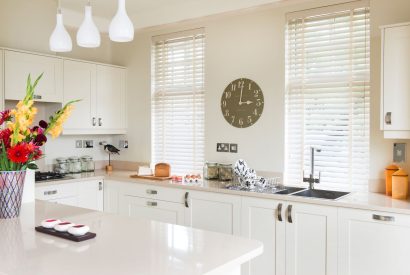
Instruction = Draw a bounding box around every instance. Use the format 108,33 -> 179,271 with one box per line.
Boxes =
0,0 -> 118,167
113,0 -> 410,185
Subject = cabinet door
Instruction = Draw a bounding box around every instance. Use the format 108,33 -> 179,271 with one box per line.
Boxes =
104,180 -> 121,214
185,191 -> 241,235
77,180 -> 104,211
4,50 -> 63,102
339,208 -> 410,275
96,65 -> 126,132
121,195 -> 185,225
63,60 -> 96,132
286,202 -> 337,275
382,24 -> 410,130
241,197 -> 286,275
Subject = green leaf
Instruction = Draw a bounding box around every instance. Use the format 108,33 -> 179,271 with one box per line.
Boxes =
27,163 -> 39,170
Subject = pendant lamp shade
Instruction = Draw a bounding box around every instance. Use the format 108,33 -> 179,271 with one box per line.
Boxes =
49,11 -> 73,52
109,0 -> 134,42
77,5 -> 101,48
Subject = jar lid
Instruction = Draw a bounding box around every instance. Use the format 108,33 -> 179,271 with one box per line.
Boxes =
218,163 -> 232,167
385,164 -> 400,171
56,157 -> 68,163
81,155 -> 93,160
393,168 -> 408,177
68,156 -> 80,161
205,162 -> 218,166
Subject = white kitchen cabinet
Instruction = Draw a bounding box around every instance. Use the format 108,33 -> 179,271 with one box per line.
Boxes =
241,197 -> 286,275
77,180 -> 104,211
63,60 -> 127,135
4,50 -> 63,102
63,60 -> 97,132
104,180 -> 121,214
338,208 -> 410,275
120,195 -> 185,225
241,199 -> 337,275
285,202 -> 337,275
185,191 -> 241,235
380,22 -> 410,138
96,65 -> 127,131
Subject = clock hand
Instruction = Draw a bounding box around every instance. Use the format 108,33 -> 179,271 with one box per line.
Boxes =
239,84 -> 244,105
245,100 -> 253,105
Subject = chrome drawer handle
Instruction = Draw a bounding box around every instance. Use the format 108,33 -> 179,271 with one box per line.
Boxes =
92,117 -> 97,126
184,192 -> 189,208
44,190 -> 57,196
385,112 -> 392,125
373,214 -> 395,222
146,201 -> 157,207
99,182 -> 103,191
287,205 -> 293,223
98,118 -> 102,127
146,189 -> 158,195
277,203 -> 283,222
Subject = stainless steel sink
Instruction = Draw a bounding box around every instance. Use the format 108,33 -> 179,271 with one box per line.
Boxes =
291,189 -> 350,200
274,186 -> 306,195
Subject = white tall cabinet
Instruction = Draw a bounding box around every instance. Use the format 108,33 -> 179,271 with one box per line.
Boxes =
380,22 -> 410,138
338,208 -> 410,275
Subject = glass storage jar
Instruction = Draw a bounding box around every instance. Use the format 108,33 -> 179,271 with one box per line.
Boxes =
68,156 -> 82,174
55,158 -> 69,174
203,162 -> 219,180
218,164 -> 233,181
81,156 -> 95,172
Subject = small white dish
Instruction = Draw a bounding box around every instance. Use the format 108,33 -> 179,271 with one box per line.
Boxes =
41,219 -> 61,229
54,222 -> 75,232
68,225 -> 90,236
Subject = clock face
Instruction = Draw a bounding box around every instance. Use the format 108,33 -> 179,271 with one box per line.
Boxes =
221,78 -> 264,128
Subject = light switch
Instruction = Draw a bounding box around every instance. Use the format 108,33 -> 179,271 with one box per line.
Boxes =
393,143 -> 406,163
75,140 -> 83,148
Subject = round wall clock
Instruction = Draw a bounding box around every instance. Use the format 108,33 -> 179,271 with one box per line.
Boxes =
221,78 -> 264,128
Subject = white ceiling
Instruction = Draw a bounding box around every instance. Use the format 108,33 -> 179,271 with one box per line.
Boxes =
61,0 -> 287,31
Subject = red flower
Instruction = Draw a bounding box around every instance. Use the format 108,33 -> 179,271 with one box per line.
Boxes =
0,129 -> 12,148
32,148 -> 43,160
7,143 -> 31,164
34,134 -> 47,146
0,110 -> 11,125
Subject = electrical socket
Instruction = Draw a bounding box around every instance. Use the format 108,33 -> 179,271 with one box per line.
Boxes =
230,143 -> 238,153
394,143 -> 406,163
217,143 -> 230,152
119,140 -> 129,149
83,140 -> 94,148
75,140 -> 83,148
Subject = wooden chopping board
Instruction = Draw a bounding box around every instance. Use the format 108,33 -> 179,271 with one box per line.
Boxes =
130,175 -> 172,181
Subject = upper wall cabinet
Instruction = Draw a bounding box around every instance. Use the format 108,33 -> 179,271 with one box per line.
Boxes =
380,22 -> 410,138
4,50 -> 63,102
63,60 -> 127,135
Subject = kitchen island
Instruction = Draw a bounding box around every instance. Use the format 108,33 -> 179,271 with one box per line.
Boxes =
0,201 -> 262,275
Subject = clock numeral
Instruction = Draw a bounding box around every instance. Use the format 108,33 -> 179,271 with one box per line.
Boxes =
254,90 -> 259,98
225,91 -> 232,99
248,83 -> 252,90
222,100 -> 227,108
231,115 -> 236,124
254,109 -> 258,116
256,100 -> 262,107
225,109 -> 230,117
247,116 -> 252,124
239,118 -> 244,126
231,84 -> 236,91
238,80 -> 244,89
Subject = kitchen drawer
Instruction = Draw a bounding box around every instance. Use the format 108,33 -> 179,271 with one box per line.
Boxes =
121,181 -> 186,204
35,183 -> 77,201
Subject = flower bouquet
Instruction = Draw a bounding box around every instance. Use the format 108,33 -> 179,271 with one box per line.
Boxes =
0,74 -> 78,219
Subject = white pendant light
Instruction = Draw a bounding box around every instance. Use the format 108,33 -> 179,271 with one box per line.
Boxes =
77,1 -> 101,48
49,4 -> 72,52
109,0 -> 134,42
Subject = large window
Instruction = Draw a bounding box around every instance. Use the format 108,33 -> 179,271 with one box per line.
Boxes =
151,29 -> 205,175
285,1 -> 370,191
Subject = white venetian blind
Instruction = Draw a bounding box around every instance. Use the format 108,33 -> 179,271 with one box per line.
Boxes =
151,29 -> 205,175
285,1 -> 370,191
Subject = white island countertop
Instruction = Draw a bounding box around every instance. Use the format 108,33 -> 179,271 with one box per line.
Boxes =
0,201 -> 262,275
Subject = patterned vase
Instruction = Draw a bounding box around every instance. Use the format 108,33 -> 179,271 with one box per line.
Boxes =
0,171 -> 26,219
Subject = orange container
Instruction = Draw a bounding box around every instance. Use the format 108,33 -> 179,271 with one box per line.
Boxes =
385,164 -> 399,196
392,168 -> 409,200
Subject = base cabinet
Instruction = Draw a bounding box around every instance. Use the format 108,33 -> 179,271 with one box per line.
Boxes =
338,208 -> 410,275
77,180 -> 104,211
120,195 -> 185,225
241,199 -> 337,275
185,191 -> 241,235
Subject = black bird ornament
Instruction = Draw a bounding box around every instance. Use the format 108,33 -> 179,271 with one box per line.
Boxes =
102,144 -> 120,172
